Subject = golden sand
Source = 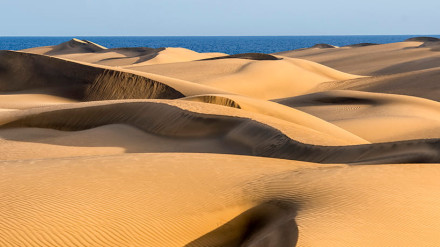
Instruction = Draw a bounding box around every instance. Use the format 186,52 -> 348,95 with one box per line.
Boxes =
1,38 -> 440,246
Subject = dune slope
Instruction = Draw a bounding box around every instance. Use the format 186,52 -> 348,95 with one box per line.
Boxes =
275,90 -> 440,142
2,38 -> 440,247
275,41 -> 440,76
1,154 -> 440,247
1,100 -> 440,164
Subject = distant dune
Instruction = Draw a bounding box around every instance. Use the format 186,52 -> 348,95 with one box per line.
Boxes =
2,37 -> 440,246
405,36 -> 440,42
311,43 -> 337,48
23,39 -> 226,66
275,39 -> 440,75
342,43 -> 378,48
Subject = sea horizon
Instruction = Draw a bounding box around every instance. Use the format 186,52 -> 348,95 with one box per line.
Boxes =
2,35 -> 440,54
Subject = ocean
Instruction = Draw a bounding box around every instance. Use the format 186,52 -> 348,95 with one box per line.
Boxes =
1,35 -> 439,54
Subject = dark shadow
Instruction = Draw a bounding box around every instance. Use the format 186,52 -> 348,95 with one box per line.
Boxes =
96,47 -> 166,64
310,43 -> 335,49
185,201 -> 299,247
201,53 -> 281,61
1,101 -> 440,164
0,50 -> 184,100
405,37 -> 440,42
342,43 -> 378,48
273,94 -> 376,107
373,56 -> 440,75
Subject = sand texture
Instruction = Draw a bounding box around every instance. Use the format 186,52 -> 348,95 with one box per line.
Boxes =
1,38 -> 440,246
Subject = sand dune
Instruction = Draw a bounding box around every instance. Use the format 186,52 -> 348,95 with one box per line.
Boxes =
23,39 -> 226,66
275,90 -> 440,142
0,50 -> 220,100
1,154 -> 440,246
275,40 -> 440,75
2,100 -> 440,164
182,94 -> 369,144
125,56 -> 360,99
22,38 -> 107,55
342,43 -> 378,48
311,43 -> 337,49
2,38 -> 440,246
316,67 -> 440,102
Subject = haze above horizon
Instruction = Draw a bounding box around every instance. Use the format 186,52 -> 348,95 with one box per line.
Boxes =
1,0 -> 439,36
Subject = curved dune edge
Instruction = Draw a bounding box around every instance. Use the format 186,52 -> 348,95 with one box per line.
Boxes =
20,38 -> 107,55
315,67 -> 440,102
1,100 -> 440,164
0,50 -> 185,100
2,153 -> 440,246
22,39 -> 228,66
273,40 -> 440,77
200,52 -> 281,61
3,38 -> 440,247
274,90 -> 440,142
0,50 -> 233,99
124,56 -> 362,100
182,94 -> 369,144
0,93 -> 77,109
0,50 -> 365,101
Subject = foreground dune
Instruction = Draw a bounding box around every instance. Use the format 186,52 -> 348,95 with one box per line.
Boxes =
1,38 -> 440,246
1,154 -> 440,247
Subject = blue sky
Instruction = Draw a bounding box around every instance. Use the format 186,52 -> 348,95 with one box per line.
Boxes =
1,0 -> 439,36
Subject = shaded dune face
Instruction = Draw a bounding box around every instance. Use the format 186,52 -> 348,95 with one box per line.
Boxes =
317,67 -> 440,102
2,101 -> 440,164
201,53 -> 281,61
186,201 -> 299,247
275,40 -> 440,76
85,70 -> 185,101
0,51 -> 184,100
273,90 -> 440,142
2,38 -> 440,247
46,38 -> 107,54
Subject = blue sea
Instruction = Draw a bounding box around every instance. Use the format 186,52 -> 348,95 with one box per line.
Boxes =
1,35 -> 440,54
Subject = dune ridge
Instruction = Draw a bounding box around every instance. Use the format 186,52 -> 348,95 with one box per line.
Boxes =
275,40 -> 440,76
23,39 -> 227,66
2,38 -> 440,246
0,50 -> 188,100
1,100 -> 440,164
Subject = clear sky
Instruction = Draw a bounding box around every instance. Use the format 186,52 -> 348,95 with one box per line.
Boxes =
1,0 -> 439,36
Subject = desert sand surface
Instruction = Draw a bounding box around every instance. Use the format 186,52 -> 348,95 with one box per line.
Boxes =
1,38 -> 440,246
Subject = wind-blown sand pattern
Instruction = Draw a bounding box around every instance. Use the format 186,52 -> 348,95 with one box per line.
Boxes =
1,38 -> 440,246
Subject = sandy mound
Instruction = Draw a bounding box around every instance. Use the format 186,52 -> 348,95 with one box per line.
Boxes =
1,100 -> 440,164
316,67 -> 440,102
3,39 -> 440,246
275,41 -> 440,75
0,93 -> 76,109
182,94 -> 368,144
125,56 -> 361,99
24,40 -> 227,66
343,43 -> 378,48
1,153 -> 440,246
311,43 -> 337,48
0,50 -> 186,100
405,36 -> 440,42
202,53 -> 281,61
22,38 -> 107,55
275,90 -> 440,142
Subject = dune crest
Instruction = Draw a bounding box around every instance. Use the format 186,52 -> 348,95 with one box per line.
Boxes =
2,38 -> 440,246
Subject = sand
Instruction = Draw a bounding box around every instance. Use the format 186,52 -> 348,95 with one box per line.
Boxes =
1,37 -> 440,246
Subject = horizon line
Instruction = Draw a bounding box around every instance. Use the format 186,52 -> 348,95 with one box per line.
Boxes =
2,34 -> 440,37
